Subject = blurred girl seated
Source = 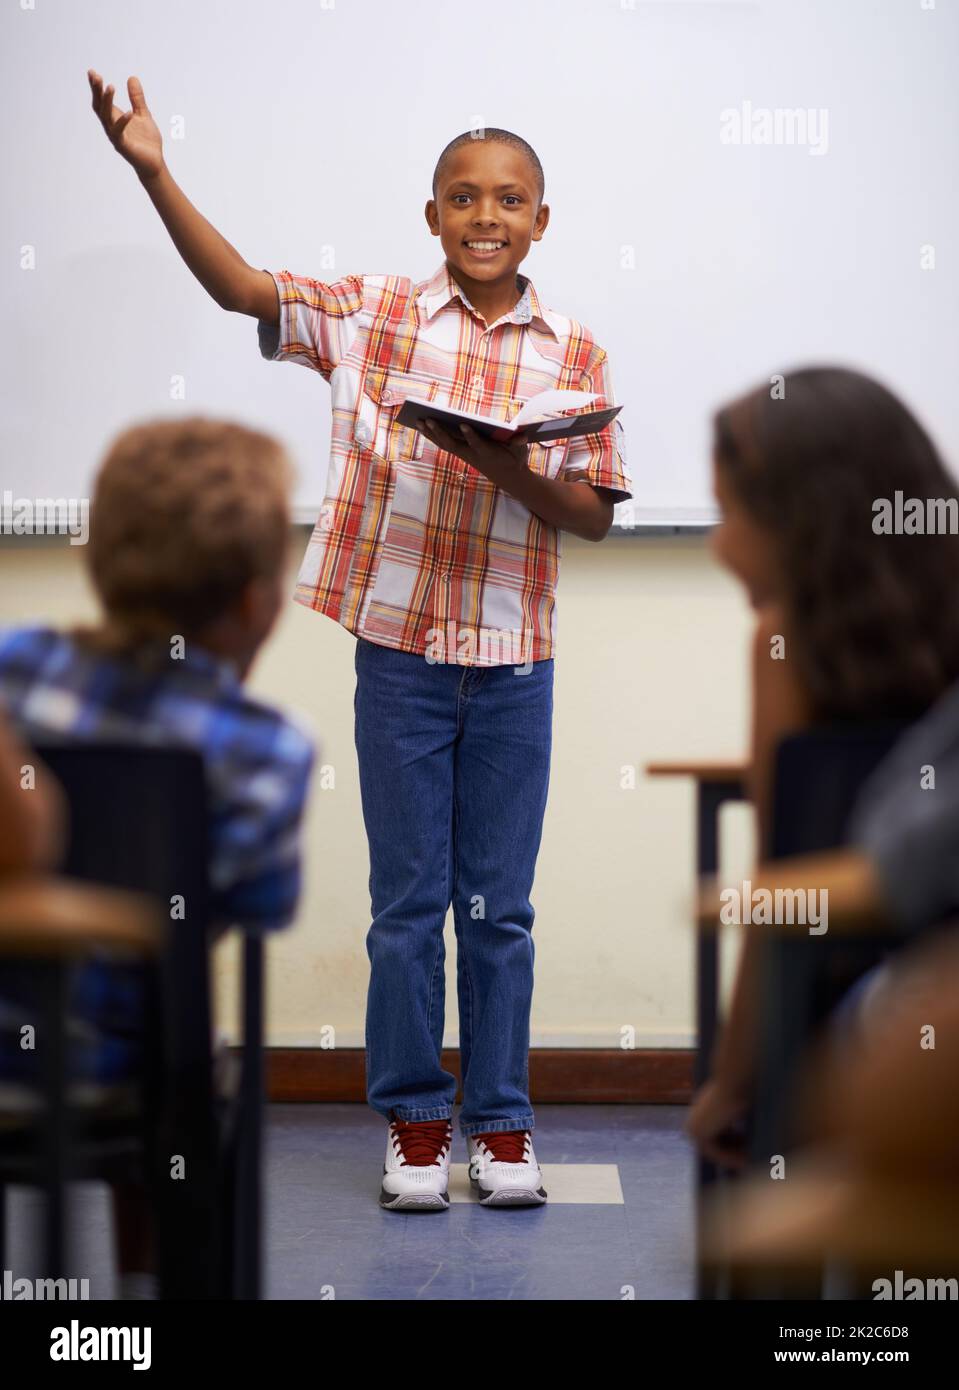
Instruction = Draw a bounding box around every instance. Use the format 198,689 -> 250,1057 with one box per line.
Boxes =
687,365 -> 959,1167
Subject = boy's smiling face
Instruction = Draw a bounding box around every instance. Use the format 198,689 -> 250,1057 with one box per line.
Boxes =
426,140 -> 549,307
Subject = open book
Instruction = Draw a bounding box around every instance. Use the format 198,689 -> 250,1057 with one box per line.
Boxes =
397,389 -> 622,444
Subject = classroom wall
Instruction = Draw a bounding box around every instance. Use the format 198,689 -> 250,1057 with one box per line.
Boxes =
0,533 -> 756,1049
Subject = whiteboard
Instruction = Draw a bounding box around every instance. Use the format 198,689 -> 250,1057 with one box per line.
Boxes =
2,0 -> 957,529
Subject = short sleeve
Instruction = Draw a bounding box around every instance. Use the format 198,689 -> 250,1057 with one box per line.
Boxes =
848,689 -> 959,933
561,345 -> 633,502
208,716 -> 316,933
257,270 -> 366,383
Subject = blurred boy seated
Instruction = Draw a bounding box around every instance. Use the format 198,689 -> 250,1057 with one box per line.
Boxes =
0,417 -> 315,1294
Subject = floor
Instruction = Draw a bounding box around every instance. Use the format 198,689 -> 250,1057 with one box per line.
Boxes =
4,1104 -> 696,1300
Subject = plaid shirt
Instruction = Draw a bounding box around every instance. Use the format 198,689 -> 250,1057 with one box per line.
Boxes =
0,626 -> 315,1082
258,260 -> 633,666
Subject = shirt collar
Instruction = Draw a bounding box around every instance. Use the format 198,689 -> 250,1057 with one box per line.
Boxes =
420,260 -> 555,338
91,631 -> 242,692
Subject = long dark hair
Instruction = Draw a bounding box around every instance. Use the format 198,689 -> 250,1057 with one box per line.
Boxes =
713,366 -> 959,721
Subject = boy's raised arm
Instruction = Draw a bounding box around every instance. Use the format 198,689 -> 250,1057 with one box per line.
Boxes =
87,70 -> 278,323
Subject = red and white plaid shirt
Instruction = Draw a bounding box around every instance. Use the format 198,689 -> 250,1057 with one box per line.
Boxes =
258,260 -> 632,666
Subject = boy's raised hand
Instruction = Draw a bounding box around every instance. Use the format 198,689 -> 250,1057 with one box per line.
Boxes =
87,70 -> 164,180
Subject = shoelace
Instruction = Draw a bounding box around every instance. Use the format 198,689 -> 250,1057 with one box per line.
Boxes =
391,1118 -> 451,1166
472,1129 -> 531,1163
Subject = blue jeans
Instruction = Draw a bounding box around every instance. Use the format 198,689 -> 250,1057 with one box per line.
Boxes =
353,636 -> 553,1138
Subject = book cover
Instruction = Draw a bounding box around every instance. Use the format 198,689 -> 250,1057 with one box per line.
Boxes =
397,389 -> 622,445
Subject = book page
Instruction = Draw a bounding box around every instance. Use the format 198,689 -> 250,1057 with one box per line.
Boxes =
510,389 -> 599,428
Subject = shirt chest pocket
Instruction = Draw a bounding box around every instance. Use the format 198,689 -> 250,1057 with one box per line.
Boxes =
526,436 -> 569,482
353,372 -> 436,465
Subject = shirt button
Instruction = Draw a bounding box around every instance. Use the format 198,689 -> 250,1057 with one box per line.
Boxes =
381,390 -> 393,403
471,375 -> 484,390
355,422 -> 372,443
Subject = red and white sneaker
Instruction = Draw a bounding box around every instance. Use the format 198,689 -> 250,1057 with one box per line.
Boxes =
380,1117 -> 453,1211
467,1129 -> 548,1206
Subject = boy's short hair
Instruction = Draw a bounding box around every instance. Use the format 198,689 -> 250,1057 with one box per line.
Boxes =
85,416 -> 292,648
432,128 -> 545,209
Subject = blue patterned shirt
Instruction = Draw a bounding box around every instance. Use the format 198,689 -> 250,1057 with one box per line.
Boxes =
0,626 -> 316,1083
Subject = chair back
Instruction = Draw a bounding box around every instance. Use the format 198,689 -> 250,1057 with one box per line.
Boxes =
32,742 -> 221,1297
751,721 -> 912,1163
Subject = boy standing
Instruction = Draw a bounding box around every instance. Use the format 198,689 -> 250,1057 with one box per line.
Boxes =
88,72 -> 633,1208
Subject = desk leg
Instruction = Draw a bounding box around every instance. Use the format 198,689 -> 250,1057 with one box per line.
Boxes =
235,934 -> 264,1300
694,782 -> 736,1299
40,962 -> 68,1281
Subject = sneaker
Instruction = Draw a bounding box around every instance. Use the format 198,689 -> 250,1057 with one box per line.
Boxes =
467,1129 -> 548,1206
380,1117 -> 453,1211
